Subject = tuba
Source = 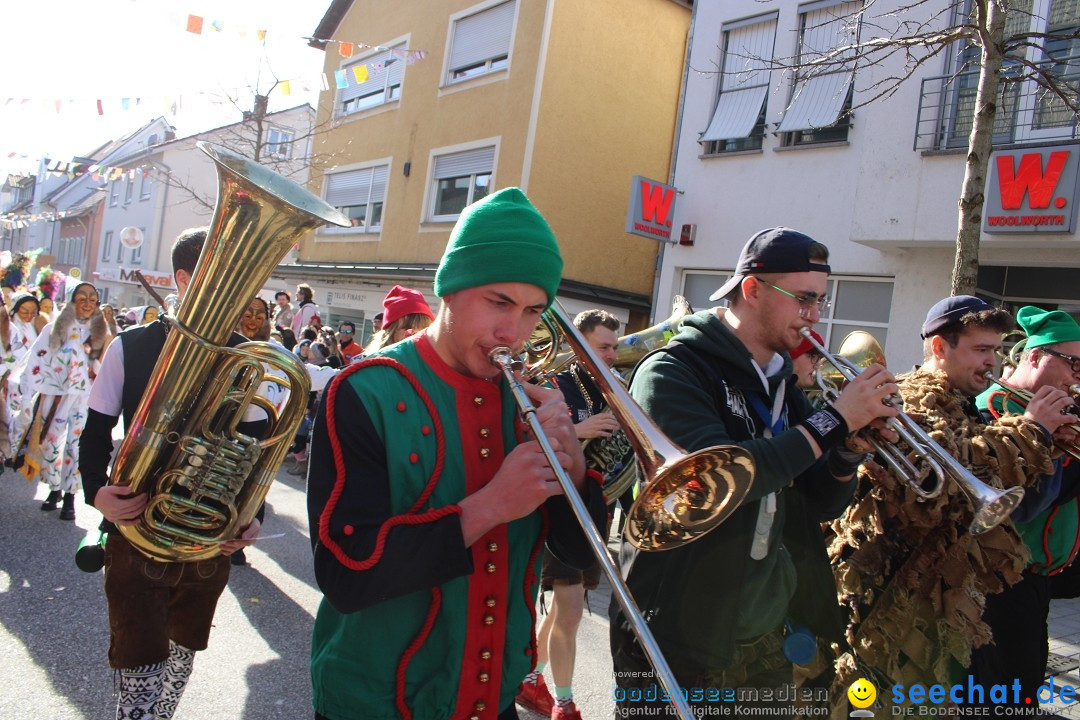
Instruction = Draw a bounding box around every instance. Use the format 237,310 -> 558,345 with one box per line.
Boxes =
111,142 -> 349,562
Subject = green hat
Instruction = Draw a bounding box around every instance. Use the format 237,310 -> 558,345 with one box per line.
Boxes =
1016,306 -> 1080,348
433,187 -> 563,305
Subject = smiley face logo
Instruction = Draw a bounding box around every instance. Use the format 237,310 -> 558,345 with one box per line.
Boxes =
848,678 -> 876,709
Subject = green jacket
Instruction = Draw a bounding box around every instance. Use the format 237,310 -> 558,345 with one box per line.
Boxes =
616,309 -> 853,668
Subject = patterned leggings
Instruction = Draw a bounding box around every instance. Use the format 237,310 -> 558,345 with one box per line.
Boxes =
116,641 -> 195,720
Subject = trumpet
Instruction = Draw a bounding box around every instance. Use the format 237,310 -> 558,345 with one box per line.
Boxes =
801,328 -> 1024,535
490,302 -> 754,719
985,373 -> 1080,460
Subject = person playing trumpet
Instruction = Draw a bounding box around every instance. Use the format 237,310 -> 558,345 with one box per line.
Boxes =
970,306 -> 1080,704
612,228 -> 900,716
829,296 -> 1073,705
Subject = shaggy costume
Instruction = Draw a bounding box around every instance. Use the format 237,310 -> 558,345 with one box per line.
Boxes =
828,368 -> 1053,713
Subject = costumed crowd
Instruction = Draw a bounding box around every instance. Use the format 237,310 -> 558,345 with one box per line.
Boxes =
14,183 -> 1080,720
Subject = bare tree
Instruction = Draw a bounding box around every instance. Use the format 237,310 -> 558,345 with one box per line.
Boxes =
722,0 -> 1079,294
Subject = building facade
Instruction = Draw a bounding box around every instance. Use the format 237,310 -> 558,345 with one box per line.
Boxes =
286,0 -> 692,339
660,0 -> 1080,371
92,105 -> 316,310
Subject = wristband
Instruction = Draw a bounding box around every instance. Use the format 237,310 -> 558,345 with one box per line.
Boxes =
800,405 -> 850,452
827,447 -> 871,477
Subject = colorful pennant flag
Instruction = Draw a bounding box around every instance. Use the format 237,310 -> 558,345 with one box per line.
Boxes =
352,65 -> 369,84
186,15 -> 203,34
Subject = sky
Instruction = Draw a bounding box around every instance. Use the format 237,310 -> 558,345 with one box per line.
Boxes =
0,0 -> 334,179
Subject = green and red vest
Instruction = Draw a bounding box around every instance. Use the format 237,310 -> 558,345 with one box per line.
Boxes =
311,336 -> 545,720
977,383 -> 1080,575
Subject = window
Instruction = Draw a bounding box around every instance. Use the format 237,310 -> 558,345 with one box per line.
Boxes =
447,1 -> 516,83
681,270 -> 893,351
140,171 -> 152,200
325,164 -> 389,232
778,0 -> 861,146
265,127 -> 293,159
701,13 -> 778,154
430,146 -> 495,220
338,43 -> 406,116
124,177 -> 133,204
109,180 -> 119,207
131,244 -> 142,265
102,230 -> 113,262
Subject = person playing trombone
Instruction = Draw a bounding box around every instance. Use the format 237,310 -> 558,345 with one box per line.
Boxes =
970,306 -> 1080,705
306,187 -> 605,720
829,296 -> 1072,704
612,228 -> 900,716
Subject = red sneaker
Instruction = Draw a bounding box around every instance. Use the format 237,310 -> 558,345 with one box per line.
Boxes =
516,675 -> 555,716
552,701 -> 582,720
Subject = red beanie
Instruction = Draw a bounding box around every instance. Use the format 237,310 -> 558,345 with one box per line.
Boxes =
382,285 -> 434,327
790,329 -> 824,360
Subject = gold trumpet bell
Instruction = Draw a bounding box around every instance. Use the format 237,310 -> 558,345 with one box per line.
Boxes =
625,446 -> 755,551
819,331 -> 885,387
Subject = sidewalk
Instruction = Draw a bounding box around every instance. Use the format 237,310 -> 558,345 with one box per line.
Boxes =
1046,598 -> 1080,716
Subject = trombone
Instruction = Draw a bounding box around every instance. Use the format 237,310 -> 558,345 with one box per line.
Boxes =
490,302 -> 754,719
801,328 -> 1024,535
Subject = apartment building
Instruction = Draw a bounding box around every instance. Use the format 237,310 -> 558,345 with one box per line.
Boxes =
660,0 -> 1080,370
284,0 -> 692,338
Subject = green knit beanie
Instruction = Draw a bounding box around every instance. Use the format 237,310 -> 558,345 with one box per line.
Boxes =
1016,305 -> 1080,348
433,187 -> 563,305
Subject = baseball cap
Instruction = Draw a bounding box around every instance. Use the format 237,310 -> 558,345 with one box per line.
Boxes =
790,329 -> 825,360
709,227 -> 831,302
920,295 -> 995,338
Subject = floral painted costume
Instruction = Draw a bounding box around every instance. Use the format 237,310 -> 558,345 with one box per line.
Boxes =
5,313 -> 39,453
22,314 -> 100,495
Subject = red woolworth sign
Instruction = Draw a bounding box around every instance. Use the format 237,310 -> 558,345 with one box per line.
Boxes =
625,176 -> 677,242
983,144 -> 1080,233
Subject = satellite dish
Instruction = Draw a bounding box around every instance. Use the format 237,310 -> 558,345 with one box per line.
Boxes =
120,227 -> 144,249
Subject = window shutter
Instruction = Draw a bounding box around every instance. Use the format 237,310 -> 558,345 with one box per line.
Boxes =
701,17 -> 776,141
777,2 -> 859,133
433,147 -> 496,179
449,1 -> 516,71
326,168 -> 373,207
370,165 -> 389,203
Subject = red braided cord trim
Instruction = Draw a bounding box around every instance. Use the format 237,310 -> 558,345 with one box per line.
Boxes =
318,356 -> 454,571
395,587 -> 442,720
985,390 -> 1009,420
523,507 -> 550,671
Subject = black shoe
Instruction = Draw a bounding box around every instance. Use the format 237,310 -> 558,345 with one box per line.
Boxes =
40,490 -> 61,511
59,493 -> 76,521
230,549 -> 247,566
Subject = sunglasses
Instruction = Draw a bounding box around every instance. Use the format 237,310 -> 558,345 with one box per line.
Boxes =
338,328 -> 354,335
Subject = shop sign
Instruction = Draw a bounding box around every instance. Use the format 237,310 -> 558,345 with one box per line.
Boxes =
96,267 -> 174,288
983,144 -> 1080,233
324,289 -> 371,311
625,176 -> 677,242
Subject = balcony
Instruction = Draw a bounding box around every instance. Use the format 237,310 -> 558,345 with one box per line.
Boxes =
914,56 -> 1080,151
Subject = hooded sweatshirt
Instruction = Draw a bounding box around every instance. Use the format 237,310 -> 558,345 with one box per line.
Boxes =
615,308 -> 853,668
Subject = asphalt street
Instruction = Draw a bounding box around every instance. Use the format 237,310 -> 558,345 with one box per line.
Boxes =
0,465 -> 618,719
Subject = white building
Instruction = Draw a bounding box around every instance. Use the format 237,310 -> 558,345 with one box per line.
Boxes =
659,0 -> 1080,371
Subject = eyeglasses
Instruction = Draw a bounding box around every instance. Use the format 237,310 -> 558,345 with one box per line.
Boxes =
757,280 -> 830,318
1041,347 -> 1080,374
338,328 -> 354,335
